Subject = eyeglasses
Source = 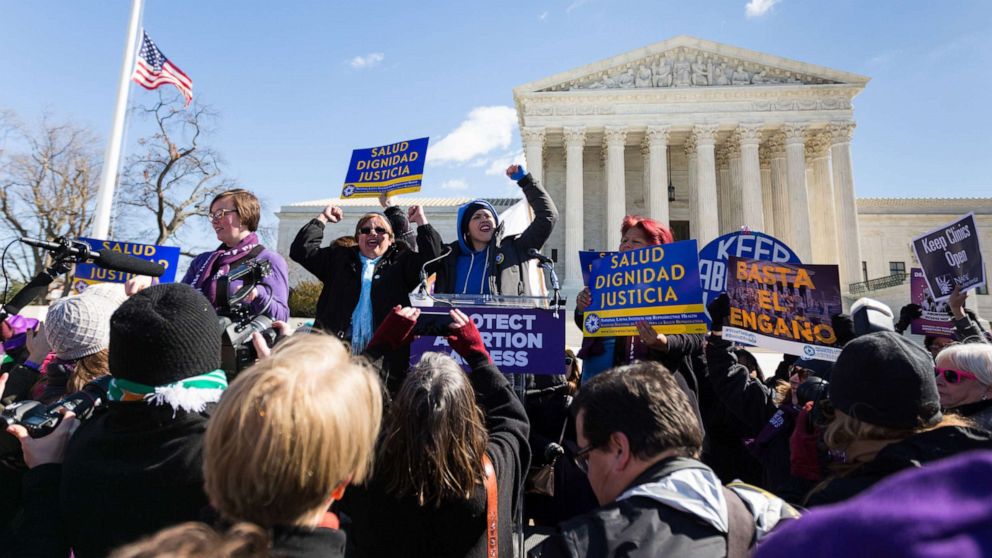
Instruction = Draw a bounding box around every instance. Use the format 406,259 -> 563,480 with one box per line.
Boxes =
208,208 -> 238,222
573,443 -> 599,475
935,367 -> 978,384
358,226 -> 388,236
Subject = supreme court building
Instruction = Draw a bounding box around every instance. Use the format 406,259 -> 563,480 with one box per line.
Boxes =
278,36 -> 992,317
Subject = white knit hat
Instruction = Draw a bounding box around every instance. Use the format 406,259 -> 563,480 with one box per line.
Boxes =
45,286 -> 125,361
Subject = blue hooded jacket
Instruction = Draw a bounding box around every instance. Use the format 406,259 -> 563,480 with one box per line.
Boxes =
453,199 -> 500,295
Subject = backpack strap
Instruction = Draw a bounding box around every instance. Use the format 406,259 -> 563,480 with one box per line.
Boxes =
722,486 -> 756,558
483,453 -> 498,558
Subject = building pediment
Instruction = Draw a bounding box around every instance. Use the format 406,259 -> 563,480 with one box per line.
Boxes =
515,35 -> 869,94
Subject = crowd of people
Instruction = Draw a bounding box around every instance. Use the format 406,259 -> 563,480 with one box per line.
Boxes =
1,167 -> 991,557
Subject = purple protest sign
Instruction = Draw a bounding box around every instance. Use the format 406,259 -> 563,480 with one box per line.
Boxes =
410,305 -> 566,375
910,267 -> 955,337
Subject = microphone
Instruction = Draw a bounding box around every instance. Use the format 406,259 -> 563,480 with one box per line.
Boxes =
20,237 -> 166,278
419,246 -> 453,288
527,248 -> 555,267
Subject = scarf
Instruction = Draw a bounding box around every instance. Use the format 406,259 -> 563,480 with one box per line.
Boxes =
189,232 -> 260,305
350,254 -> 380,354
107,369 -> 228,414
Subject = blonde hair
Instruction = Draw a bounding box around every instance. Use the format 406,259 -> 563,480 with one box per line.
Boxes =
936,343 -> 992,386
824,410 -> 973,467
69,348 -> 110,393
109,522 -> 268,558
204,333 -> 383,527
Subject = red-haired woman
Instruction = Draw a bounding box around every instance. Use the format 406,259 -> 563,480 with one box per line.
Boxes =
574,215 -> 704,417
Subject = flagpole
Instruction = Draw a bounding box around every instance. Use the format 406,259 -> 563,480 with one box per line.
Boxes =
92,0 -> 144,239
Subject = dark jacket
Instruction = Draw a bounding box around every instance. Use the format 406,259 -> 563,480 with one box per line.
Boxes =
532,457 -> 795,558
952,399 -> 992,430
432,174 -> 558,296
705,334 -> 795,494
337,355 -> 530,558
290,219 -> 442,392
270,524 -> 347,558
804,424 -> 992,507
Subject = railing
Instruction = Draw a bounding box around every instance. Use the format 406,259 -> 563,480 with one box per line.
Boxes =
848,272 -> 908,295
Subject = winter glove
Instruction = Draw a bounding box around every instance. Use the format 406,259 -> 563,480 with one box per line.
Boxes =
707,293 -> 730,332
895,303 -> 922,334
831,313 -> 855,346
366,306 -> 418,353
789,401 -> 822,482
447,317 -> 491,365
510,165 -> 527,181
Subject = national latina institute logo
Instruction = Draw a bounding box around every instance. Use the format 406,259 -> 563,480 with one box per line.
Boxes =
584,313 -> 602,334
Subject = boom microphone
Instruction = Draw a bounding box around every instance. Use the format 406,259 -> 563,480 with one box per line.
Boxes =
19,237 -> 166,277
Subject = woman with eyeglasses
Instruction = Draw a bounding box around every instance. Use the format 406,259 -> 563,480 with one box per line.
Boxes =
181,188 -> 290,321
935,344 -> 992,430
290,202 -> 441,395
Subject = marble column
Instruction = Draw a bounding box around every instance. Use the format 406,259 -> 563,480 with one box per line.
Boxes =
806,133 -> 839,266
644,126 -> 670,224
716,145 -> 731,234
767,134 -> 791,245
782,123 -> 813,262
604,126 -> 628,249
693,124 -> 720,247
563,126 -> 586,289
828,121 -> 863,291
683,135 -> 698,240
521,126 -> 546,185
727,140 -> 745,232
737,124 -> 765,231
759,146 -> 775,236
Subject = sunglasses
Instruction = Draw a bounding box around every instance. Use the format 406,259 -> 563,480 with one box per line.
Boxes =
935,367 -> 978,384
208,208 -> 238,222
358,226 -> 388,236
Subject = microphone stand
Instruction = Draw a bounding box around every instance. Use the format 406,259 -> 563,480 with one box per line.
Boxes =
540,261 -> 563,318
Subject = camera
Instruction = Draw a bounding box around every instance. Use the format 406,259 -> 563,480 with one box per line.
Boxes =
216,258 -> 278,377
851,297 -> 895,336
0,376 -> 112,464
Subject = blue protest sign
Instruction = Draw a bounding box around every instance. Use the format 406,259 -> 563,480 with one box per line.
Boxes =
341,137 -> 429,199
582,239 -> 706,337
73,238 -> 180,292
911,213 -> 986,302
579,250 -> 608,286
698,231 -> 799,325
409,305 -> 566,375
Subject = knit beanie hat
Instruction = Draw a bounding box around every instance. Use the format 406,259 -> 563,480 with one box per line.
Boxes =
79,283 -> 128,308
45,288 -> 125,361
109,283 -> 221,386
459,201 -> 499,245
830,331 -> 942,430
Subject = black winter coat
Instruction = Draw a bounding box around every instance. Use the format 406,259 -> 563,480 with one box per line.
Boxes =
290,219 -> 442,392
432,174 -> 557,296
804,425 -> 992,507
337,354 -> 530,558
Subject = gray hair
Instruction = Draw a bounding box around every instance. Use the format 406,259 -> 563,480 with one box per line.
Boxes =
936,343 -> 992,386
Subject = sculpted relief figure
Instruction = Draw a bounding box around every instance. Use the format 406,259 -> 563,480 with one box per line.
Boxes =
617,68 -> 636,88
731,65 -> 751,85
751,71 -> 768,84
585,73 -> 617,89
712,62 -> 730,86
652,56 -> 673,87
634,65 -> 653,88
691,55 -> 709,86
673,53 -> 691,86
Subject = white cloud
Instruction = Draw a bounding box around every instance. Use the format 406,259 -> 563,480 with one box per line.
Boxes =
427,106 -> 518,165
566,0 -> 589,14
485,150 -> 525,177
538,10 -> 549,20
440,179 -> 469,190
866,50 -> 900,68
349,52 -> 384,69
745,0 -> 781,18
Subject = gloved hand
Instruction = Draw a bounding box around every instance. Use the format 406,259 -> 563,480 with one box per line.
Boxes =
707,293 -> 730,332
789,401 -> 822,481
506,164 -> 527,182
895,303 -> 922,333
447,309 -> 491,364
831,313 -> 855,346
366,306 -> 419,352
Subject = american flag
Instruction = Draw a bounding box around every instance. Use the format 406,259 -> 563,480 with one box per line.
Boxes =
131,30 -> 193,105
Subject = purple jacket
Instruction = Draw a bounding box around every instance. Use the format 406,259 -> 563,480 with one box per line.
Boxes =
182,246 -> 289,321
755,450 -> 992,558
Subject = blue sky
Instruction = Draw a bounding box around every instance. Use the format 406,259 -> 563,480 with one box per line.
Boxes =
2,0 -> 990,232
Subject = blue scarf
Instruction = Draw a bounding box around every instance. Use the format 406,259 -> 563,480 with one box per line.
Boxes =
350,254 -> 380,354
